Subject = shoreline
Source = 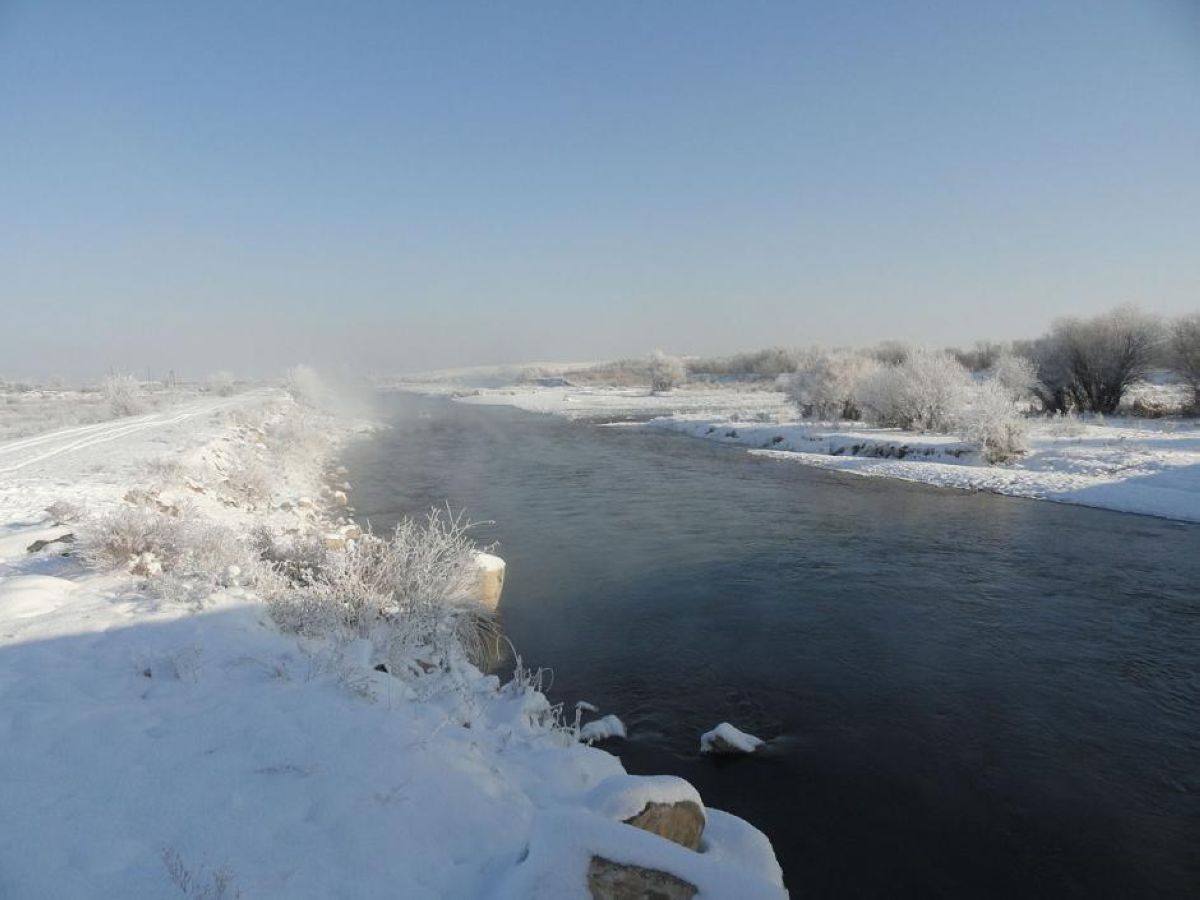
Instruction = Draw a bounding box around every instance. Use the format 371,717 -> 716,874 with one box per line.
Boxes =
0,388 -> 787,898
386,382 -> 1200,525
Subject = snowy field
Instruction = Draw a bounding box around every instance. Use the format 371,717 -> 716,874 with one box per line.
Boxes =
0,389 -> 784,898
425,382 -> 1200,523
0,383 -> 213,443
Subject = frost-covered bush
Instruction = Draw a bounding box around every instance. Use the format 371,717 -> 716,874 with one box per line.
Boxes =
647,349 -> 686,394
222,447 -> 275,508
206,371 -> 237,397
1031,306 -> 1162,413
859,348 -> 972,431
252,526 -> 330,588
958,379 -> 1029,464
81,506 -> 255,600
784,348 -> 879,420
45,499 -> 84,524
82,506 -> 190,575
1168,313 -> 1200,413
268,509 -> 497,673
989,351 -> 1039,403
102,373 -> 146,417
869,340 -> 913,366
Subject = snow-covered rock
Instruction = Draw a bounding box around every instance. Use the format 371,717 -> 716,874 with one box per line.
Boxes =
701,722 -> 765,755
579,714 -> 626,744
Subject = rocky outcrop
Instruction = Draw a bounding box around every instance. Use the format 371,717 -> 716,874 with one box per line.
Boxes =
623,801 -> 705,851
587,856 -> 697,900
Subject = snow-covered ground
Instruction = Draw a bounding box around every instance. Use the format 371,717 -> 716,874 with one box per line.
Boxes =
0,383 -> 214,443
643,413 -> 1200,523
0,389 -> 785,898
418,381 -> 1200,523
452,382 -> 791,422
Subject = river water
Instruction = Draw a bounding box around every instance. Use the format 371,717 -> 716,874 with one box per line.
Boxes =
342,392 -> 1199,898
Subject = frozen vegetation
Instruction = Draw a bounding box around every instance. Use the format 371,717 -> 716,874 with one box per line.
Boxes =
0,372 -> 784,898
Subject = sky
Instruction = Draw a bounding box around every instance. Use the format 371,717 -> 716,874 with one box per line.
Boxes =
2,0 -> 1199,379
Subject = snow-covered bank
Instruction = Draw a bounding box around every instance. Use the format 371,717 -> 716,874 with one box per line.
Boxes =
643,414 -> 1200,523
0,390 -> 785,897
435,381 -> 791,422
413,381 -> 1200,523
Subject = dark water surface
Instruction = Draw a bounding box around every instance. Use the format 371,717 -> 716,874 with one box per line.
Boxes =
343,393 -> 1200,898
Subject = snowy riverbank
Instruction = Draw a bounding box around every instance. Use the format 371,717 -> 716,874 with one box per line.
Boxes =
430,382 -> 1200,524
0,388 -> 785,898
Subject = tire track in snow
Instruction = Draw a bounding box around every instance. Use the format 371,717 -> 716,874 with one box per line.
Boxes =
0,394 -> 264,476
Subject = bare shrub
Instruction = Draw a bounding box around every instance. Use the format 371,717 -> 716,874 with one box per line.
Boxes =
647,349 -> 686,394
268,509 -> 497,673
1168,313 -> 1200,413
102,373 -> 146,417
162,848 -> 242,899
1032,306 -> 1162,413
686,347 -> 800,378
784,348 -> 879,420
950,341 -> 1005,372
859,348 -> 971,431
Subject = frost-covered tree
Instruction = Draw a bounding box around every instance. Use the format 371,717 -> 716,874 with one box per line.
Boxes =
1031,306 -> 1162,413
1168,313 -> 1200,412
870,340 -> 912,366
102,373 -> 145,417
647,349 -> 686,394
784,348 -> 879,420
989,351 -> 1039,403
859,347 -> 972,431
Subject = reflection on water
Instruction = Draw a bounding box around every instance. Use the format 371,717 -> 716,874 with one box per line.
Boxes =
344,393 -> 1200,899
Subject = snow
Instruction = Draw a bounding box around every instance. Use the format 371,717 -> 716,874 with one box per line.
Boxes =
579,714 -> 628,744
440,382 -> 791,422
647,414 -> 1200,523
492,808 -> 785,899
0,387 -> 784,897
701,722 -> 765,755
584,774 -> 702,823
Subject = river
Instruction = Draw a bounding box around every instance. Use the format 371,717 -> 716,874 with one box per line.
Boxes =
342,392 -> 1199,898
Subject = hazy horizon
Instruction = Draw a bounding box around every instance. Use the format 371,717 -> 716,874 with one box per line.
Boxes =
3,1 -> 1198,380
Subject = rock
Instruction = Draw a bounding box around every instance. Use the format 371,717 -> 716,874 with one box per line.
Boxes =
587,857 -> 697,900
324,535 -> 346,551
700,722 -> 764,755
342,524 -> 363,541
331,490 -> 348,506
27,533 -> 75,553
585,775 -> 706,851
623,801 -> 706,851
473,552 -> 506,609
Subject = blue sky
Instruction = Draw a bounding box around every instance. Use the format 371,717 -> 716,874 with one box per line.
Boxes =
2,0 -> 1198,378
